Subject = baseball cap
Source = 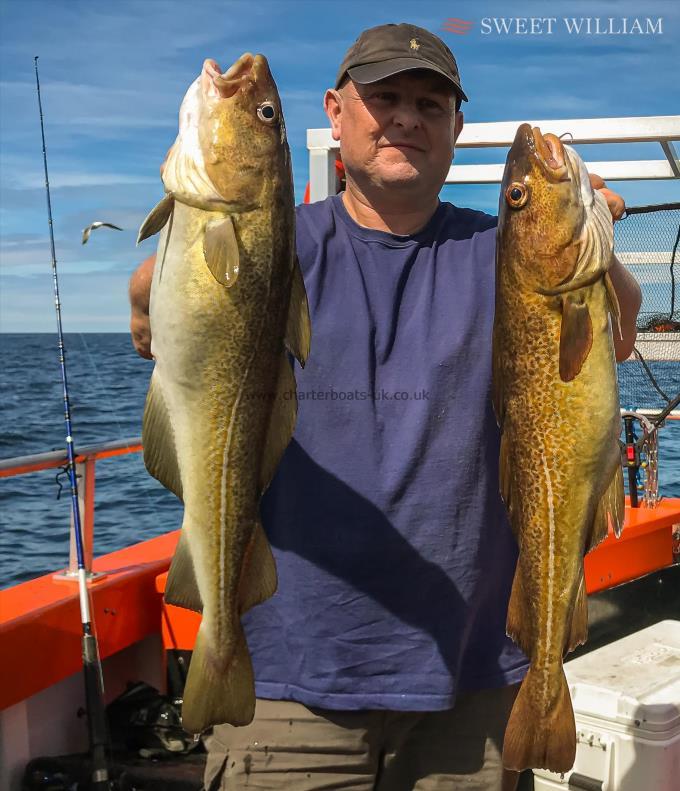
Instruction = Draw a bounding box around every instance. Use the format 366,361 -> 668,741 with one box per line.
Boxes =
334,23 -> 468,103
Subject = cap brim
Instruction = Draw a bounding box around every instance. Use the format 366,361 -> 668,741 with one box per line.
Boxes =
346,58 -> 468,102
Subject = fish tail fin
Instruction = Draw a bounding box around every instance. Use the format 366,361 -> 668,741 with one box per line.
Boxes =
503,666 -> 576,773
180,622 -> 255,734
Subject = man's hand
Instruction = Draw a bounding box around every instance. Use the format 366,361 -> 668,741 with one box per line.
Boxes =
589,173 -> 625,221
129,254 -> 156,359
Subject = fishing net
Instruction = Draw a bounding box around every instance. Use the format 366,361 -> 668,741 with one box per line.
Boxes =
615,203 -> 680,505
615,202 -> 680,412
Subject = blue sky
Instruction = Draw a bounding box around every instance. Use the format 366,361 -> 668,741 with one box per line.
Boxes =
1,0 -> 678,332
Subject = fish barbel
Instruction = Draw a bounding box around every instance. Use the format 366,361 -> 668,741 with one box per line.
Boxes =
138,53 -> 311,733
492,124 -> 624,772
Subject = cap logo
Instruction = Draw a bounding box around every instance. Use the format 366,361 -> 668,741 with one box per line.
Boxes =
409,38 -> 420,50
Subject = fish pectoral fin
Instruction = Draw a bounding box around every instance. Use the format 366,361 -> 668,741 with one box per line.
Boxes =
203,215 -> 240,287
259,353 -> 297,494
284,257 -> 311,367
588,463 -> 625,550
564,572 -> 588,654
604,267 -> 623,341
506,565 -> 532,656
238,520 -> 278,614
559,294 -> 593,382
503,666 -> 576,773
142,372 -> 183,500
180,623 -> 255,733
137,194 -> 175,244
164,530 -> 203,613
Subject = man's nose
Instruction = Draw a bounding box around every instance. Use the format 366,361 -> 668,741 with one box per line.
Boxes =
392,101 -> 421,130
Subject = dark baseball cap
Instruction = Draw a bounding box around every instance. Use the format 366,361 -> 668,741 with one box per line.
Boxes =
334,23 -> 468,103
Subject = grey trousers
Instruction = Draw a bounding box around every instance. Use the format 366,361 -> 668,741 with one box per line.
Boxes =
203,683 -> 521,790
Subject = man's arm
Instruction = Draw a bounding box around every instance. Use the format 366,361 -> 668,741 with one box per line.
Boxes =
589,174 -> 642,362
129,254 -> 156,359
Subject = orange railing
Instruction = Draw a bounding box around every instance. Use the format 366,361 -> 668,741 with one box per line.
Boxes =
0,438 -> 142,576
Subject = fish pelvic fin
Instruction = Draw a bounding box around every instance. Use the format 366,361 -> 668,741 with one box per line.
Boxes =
565,572 -> 588,654
142,373 -> 183,501
506,565 -> 532,656
238,519 -> 278,614
165,530 -> 203,613
180,622 -> 255,734
137,194 -> 175,244
203,215 -> 240,287
498,431 -> 513,522
588,463 -> 625,549
284,257 -> 311,367
492,329 -> 504,428
503,666 -> 576,773
259,352 -> 297,494
559,294 -> 593,382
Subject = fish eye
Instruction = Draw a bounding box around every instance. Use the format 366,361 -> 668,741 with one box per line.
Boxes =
505,182 -> 529,209
257,102 -> 277,124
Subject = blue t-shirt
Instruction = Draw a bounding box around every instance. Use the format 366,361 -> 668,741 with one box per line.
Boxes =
243,194 -> 528,711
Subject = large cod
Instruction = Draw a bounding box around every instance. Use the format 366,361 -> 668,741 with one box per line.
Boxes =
138,54 -> 310,733
492,125 -> 625,773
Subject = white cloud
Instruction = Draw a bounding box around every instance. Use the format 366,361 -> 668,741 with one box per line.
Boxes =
10,169 -> 158,190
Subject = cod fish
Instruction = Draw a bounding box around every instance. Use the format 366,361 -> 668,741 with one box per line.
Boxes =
137,53 -> 311,733
492,124 -> 625,772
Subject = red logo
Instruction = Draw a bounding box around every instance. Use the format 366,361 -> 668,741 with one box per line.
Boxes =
442,18 -> 473,35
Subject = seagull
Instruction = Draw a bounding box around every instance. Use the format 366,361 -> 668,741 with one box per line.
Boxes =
81,221 -> 124,244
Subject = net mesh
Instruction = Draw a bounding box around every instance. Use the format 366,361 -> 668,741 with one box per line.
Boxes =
615,202 -> 680,411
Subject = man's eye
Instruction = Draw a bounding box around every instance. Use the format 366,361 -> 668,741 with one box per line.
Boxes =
419,98 -> 444,113
372,92 -> 397,103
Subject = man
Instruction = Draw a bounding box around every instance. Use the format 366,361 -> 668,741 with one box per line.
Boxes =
129,23 -> 641,791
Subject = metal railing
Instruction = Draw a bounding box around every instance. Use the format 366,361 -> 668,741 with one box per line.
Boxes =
0,438 -> 142,578
307,115 -> 680,201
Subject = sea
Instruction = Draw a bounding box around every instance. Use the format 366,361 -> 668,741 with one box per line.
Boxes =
1,333 -> 679,589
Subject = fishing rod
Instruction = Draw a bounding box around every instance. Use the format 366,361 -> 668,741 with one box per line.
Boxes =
34,56 -> 113,791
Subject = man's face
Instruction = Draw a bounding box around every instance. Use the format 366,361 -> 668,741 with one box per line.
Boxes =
325,70 -> 463,197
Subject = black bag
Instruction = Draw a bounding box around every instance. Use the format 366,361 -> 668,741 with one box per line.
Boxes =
107,682 -> 202,757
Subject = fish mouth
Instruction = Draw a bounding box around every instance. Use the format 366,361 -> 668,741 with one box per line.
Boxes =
525,125 -> 568,181
203,53 -> 269,99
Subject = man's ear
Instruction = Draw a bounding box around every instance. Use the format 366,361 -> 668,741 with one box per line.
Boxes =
324,89 -> 342,142
453,111 -> 464,146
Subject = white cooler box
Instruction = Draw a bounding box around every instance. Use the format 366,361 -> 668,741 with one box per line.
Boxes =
533,620 -> 680,791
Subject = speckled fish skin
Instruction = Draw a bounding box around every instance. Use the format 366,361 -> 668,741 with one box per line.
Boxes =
493,124 -> 624,773
140,54 -> 310,733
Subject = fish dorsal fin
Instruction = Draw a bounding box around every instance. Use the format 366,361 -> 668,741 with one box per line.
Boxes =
604,267 -> 623,341
284,257 -> 311,366
203,215 -> 240,287
142,372 -> 183,501
259,352 -> 297,494
164,529 -> 203,613
137,194 -> 175,244
559,294 -> 593,382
